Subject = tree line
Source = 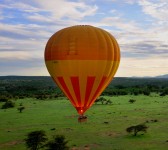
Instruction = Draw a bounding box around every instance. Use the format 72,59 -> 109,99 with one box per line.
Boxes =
0,76 -> 168,101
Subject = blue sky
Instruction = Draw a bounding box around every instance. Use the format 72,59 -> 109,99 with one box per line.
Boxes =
0,0 -> 168,77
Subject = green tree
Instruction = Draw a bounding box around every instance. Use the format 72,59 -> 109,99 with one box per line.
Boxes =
95,97 -> 107,104
143,89 -> 150,96
1,100 -> 15,109
17,106 -> 25,113
25,130 -> 47,150
129,99 -> 136,104
126,124 -> 148,136
0,96 -> 8,102
45,135 -> 69,150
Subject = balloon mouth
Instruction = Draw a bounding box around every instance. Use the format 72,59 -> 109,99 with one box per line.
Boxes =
75,107 -> 88,115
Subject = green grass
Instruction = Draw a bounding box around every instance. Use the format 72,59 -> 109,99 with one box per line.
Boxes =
0,95 -> 168,150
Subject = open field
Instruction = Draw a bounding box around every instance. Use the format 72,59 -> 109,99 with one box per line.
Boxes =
0,95 -> 168,150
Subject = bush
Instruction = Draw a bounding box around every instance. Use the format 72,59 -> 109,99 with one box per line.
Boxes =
17,106 -> 25,113
1,100 -> 15,109
45,135 -> 69,150
129,99 -> 136,104
160,89 -> 168,96
0,96 -> 8,102
25,130 -> 47,150
126,124 -> 148,136
95,97 -> 112,105
143,90 -> 150,96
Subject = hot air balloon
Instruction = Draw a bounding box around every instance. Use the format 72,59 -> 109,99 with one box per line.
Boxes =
44,25 -> 120,120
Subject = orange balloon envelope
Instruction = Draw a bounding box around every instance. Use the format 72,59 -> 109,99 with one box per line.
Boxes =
45,25 -> 120,116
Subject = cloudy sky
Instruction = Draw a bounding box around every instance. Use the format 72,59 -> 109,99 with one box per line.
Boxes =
0,0 -> 168,77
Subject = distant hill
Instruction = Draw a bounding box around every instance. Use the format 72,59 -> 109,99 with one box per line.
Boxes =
156,74 -> 168,78
1,76 -> 168,88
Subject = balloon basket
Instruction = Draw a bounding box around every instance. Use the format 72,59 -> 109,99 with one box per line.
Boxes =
78,115 -> 87,123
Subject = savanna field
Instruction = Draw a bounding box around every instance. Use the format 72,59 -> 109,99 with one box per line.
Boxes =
0,95 -> 168,150
0,77 -> 168,150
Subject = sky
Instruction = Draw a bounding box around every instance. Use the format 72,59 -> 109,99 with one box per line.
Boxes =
0,0 -> 168,77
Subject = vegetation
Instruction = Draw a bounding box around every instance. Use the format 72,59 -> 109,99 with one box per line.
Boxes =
25,130 -> 47,150
0,76 -> 168,150
95,97 -> 112,105
25,130 -> 69,150
0,76 -> 168,100
1,100 -> 15,109
45,135 -> 69,150
126,124 -> 148,136
129,99 -> 136,104
17,106 -> 25,113
0,95 -> 167,150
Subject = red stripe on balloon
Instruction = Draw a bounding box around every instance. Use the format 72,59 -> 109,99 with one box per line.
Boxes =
88,76 -> 107,107
85,76 -> 95,106
70,76 -> 81,106
57,77 -> 76,106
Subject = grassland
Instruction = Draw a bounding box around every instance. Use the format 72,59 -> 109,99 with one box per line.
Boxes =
0,95 -> 168,150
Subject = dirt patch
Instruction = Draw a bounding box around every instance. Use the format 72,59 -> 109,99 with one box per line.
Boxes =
104,131 -> 121,137
0,140 -> 23,148
71,143 -> 101,150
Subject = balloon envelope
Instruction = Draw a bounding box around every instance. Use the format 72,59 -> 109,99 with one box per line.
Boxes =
45,25 -> 120,115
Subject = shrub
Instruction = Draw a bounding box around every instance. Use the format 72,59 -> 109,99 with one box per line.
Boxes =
17,106 -> 25,113
143,90 -> 150,96
0,96 -> 8,102
45,135 -> 69,150
95,97 -> 112,105
35,94 -> 48,100
25,130 -> 47,150
129,99 -> 136,104
126,124 -> 148,136
1,100 -> 15,109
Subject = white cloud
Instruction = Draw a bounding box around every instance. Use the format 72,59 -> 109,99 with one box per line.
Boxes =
0,1 -> 40,12
1,0 -> 98,21
101,17 -> 140,31
0,51 -> 33,60
27,13 -> 53,22
32,0 -> 98,20
0,23 -> 49,38
99,6 -> 168,59
139,0 -> 168,22
0,0 -> 168,76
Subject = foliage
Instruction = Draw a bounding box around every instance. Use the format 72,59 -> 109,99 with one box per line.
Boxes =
0,96 -> 9,102
17,106 -> 25,113
1,100 -> 15,109
160,87 -> 168,96
35,94 -> 48,100
126,124 -> 148,136
0,96 -> 168,150
25,130 -> 47,150
0,76 -> 168,99
129,99 -> 136,104
95,97 -> 112,105
45,135 -> 69,150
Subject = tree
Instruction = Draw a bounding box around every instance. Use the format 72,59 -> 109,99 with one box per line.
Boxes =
45,135 -> 69,150
17,106 -> 25,113
0,96 -> 8,102
105,99 -> 112,105
143,89 -> 150,96
126,124 -> 148,136
25,130 -> 47,150
95,97 -> 110,105
129,99 -> 136,104
1,100 -> 15,109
